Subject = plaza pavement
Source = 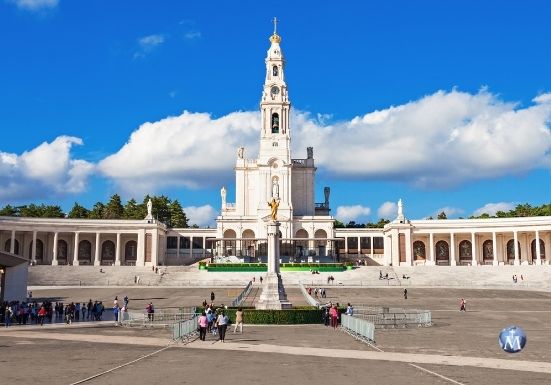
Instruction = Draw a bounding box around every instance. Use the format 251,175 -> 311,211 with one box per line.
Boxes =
2,287 -> 551,384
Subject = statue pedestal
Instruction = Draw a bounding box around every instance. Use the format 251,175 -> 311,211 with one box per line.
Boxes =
256,221 -> 292,310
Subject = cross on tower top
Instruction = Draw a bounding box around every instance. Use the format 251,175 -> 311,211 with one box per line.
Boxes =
272,17 -> 278,34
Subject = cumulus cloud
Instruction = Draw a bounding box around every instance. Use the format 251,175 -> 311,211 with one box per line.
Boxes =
8,0 -> 58,11
0,136 -> 94,202
432,206 -> 464,218
98,111 -> 261,195
97,89 -> 551,193
134,34 -> 165,58
473,202 -> 515,216
335,205 -> 371,223
184,205 -> 218,227
377,201 -> 397,219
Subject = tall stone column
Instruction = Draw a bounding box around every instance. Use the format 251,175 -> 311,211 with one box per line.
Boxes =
471,232 -> 477,266
429,233 -> 435,265
344,237 -> 348,258
94,233 -> 101,266
357,236 -> 361,259
513,231 -> 519,266
535,230 -> 541,265
370,236 -> 374,259
404,231 -> 411,267
202,236 -> 206,259
10,230 -> 15,254
52,232 -> 59,266
115,232 -> 121,266
31,231 -> 37,264
73,232 -> 80,266
492,232 -> 498,266
189,236 -> 194,261
137,230 -> 145,266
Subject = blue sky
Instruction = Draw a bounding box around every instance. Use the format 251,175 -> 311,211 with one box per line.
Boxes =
1,0 -> 551,225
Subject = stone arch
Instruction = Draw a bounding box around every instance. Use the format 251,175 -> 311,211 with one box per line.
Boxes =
271,112 -> 279,133
295,229 -> 308,258
223,229 -> 237,239
272,65 -> 278,76
435,240 -> 449,265
506,239 -> 521,262
531,239 -> 545,262
125,240 -> 137,263
101,240 -> 115,263
223,229 -> 236,256
482,240 -> 493,262
4,239 -> 20,255
314,229 -> 327,239
57,239 -> 68,262
314,229 -> 328,257
413,240 -> 426,260
458,240 -> 472,261
78,240 -> 92,264
295,229 -> 309,238
242,229 -> 255,239
29,239 -> 44,261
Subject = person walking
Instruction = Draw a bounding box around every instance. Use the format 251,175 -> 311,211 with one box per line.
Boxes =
346,303 -> 354,316
459,298 -> 467,312
216,311 -> 229,342
210,291 -> 215,302
329,305 -> 339,329
403,288 -> 408,300
198,311 -> 208,341
233,307 -> 244,333
37,305 -> 46,326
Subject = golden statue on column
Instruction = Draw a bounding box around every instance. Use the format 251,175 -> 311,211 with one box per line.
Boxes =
268,197 -> 280,221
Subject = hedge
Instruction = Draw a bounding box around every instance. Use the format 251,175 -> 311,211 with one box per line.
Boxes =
199,308 -> 324,324
200,262 -> 347,272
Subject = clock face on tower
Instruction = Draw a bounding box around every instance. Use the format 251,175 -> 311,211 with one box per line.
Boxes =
270,86 -> 279,95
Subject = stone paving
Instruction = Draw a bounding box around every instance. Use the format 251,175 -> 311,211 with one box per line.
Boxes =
1,286 -> 550,384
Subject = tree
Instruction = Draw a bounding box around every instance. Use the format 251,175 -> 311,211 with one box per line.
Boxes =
333,220 -> 345,228
104,194 -> 124,219
147,195 -> 171,224
41,205 -> 65,218
89,202 -> 105,219
0,204 -> 18,216
437,211 -> 447,220
20,204 -> 64,218
68,203 -> 89,219
123,198 -> 143,219
168,199 -> 188,228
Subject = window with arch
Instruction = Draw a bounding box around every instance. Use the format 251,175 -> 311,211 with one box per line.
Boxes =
57,240 -> 68,261
413,241 -> 426,260
271,113 -> 279,133
506,239 -> 521,261
101,240 -> 115,261
4,239 -> 20,255
531,239 -> 545,261
482,240 -> 493,261
78,240 -> 92,263
29,239 -> 44,260
435,240 -> 449,261
272,65 -> 278,76
125,240 -> 137,261
459,240 -> 472,260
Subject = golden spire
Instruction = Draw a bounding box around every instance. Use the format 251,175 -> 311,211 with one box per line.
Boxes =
270,16 -> 281,43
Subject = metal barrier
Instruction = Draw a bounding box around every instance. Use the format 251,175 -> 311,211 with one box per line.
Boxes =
298,282 -> 322,308
353,306 -> 432,328
120,308 -> 196,328
340,314 -> 375,342
172,314 -> 199,341
230,281 -> 253,307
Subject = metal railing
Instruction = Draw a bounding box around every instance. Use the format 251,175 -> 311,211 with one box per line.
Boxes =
230,281 -> 253,307
298,282 -> 322,308
172,314 -> 199,341
340,314 -> 375,342
353,306 -> 432,328
120,308 -> 196,328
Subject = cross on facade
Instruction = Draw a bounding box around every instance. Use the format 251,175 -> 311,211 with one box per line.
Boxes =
272,16 -> 278,34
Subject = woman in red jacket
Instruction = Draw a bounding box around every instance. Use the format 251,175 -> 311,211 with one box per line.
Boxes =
37,305 -> 47,326
329,305 -> 339,329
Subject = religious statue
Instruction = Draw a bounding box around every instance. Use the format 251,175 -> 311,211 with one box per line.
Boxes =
221,186 -> 227,209
397,199 -> 404,218
237,147 -> 244,159
307,146 -> 313,159
268,197 -> 280,221
147,198 -> 153,217
324,186 -> 330,206
272,178 -> 279,198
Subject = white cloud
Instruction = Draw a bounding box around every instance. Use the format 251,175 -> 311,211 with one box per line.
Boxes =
98,110 -> 261,195
377,201 -> 398,219
432,206 -> 464,218
0,136 -> 94,202
8,0 -> 58,11
134,34 -> 165,58
473,202 -> 515,217
184,31 -> 201,40
335,205 -> 371,223
184,205 -> 218,227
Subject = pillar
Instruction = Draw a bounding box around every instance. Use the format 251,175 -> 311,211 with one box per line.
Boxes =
370,236 -> 374,259
404,231 -> 412,266
94,232 -> 101,266
357,236 -> 361,258
189,236 -> 194,261
115,232 -> 121,266
344,237 -> 348,257
177,235 -> 181,260
492,232 -> 498,266
450,232 -> 456,266
10,230 -> 15,254
535,230 -> 541,265
73,232 -> 80,266
31,231 -> 37,264
51,232 -> 59,265
202,236 -> 206,259
471,232 -> 477,266
429,233 -> 435,265
137,230 -> 145,266
513,231 -> 519,266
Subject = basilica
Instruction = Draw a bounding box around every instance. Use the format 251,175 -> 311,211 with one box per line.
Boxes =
0,26 -> 550,269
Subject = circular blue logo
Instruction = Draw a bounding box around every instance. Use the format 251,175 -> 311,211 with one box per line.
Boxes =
499,326 -> 527,353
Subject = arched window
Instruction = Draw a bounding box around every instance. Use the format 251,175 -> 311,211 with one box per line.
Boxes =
125,240 -> 137,262
435,241 -> 449,263
4,239 -> 20,255
531,239 -> 545,261
57,240 -> 68,261
272,65 -> 278,76
101,240 -> 115,262
413,241 -> 426,260
271,113 -> 279,133
459,240 -> 472,260
29,239 -> 44,260
78,240 -> 92,263
506,239 -> 521,261
482,240 -> 493,261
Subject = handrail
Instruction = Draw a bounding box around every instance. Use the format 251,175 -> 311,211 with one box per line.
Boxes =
172,313 -> 199,340
230,281 -> 253,307
298,282 -> 322,308
340,314 -> 375,342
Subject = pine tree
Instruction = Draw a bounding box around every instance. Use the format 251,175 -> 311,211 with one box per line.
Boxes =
168,199 -> 188,228
123,198 -> 143,219
89,202 -> 105,219
0,204 -> 19,216
68,202 -> 89,219
104,194 -> 124,219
